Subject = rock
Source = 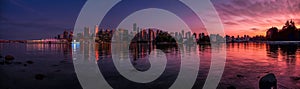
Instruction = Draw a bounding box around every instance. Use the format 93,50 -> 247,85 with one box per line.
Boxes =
26,61 -> 33,64
21,70 -> 26,72
5,60 -> 12,64
55,70 -> 61,72
14,62 -> 22,64
227,85 -> 236,89
237,74 -> 244,78
290,76 -> 300,81
51,64 -> 59,67
0,54 -> 2,58
23,64 -> 27,67
5,55 -> 14,60
60,60 -> 67,63
259,73 -> 277,89
35,74 -> 46,80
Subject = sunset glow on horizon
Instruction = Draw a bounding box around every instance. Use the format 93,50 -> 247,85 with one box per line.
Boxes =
212,0 -> 300,37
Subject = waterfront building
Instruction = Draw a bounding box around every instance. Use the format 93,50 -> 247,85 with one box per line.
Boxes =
84,27 -> 90,39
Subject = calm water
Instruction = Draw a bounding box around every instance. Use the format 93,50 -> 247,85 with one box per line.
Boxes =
0,42 -> 300,89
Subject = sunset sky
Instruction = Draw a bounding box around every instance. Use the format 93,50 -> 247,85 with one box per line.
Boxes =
1,0 -> 300,40
213,0 -> 300,37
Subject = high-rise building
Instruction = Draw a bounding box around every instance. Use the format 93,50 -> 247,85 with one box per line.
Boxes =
186,31 -> 191,39
148,29 -> 155,42
137,27 -> 140,41
201,33 -> 205,39
63,30 -> 68,39
181,30 -> 185,38
75,33 -> 83,40
175,32 -> 179,39
69,31 -> 73,39
133,23 -> 137,31
170,32 -> 175,37
198,33 -> 201,40
84,27 -> 90,39
193,33 -> 197,39
94,25 -> 99,37
59,34 -> 64,39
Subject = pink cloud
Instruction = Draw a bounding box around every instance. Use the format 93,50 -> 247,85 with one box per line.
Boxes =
211,0 -> 300,36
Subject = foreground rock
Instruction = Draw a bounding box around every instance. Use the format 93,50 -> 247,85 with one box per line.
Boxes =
259,73 -> 277,89
5,55 -> 15,60
35,74 -> 46,80
227,85 -> 236,89
236,74 -> 244,78
26,61 -> 33,64
290,76 -> 300,81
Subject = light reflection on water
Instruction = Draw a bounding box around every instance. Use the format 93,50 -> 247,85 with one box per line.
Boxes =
0,42 -> 300,88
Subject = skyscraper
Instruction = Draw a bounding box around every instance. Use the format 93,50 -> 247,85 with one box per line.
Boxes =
84,27 -> 90,39
133,23 -> 137,32
186,31 -> 191,39
181,30 -> 185,38
94,25 -> 99,37
63,30 -> 68,39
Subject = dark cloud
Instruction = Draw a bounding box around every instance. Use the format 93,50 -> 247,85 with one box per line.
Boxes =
224,22 -> 239,25
250,28 -> 260,31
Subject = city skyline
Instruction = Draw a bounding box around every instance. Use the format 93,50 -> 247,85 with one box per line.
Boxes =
1,0 -> 300,40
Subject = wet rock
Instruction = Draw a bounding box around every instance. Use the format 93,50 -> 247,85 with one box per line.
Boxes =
20,70 -> 26,72
236,74 -> 244,78
290,76 -> 300,81
14,62 -> 22,64
5,60 -> 12,64
60,60 -> 67,63
51,64 -> 59,67
26,61 -> 33,64
35,74 -> 46,80
5,55 -> 14,60
0,62 -> 4,65
55,70 -> 61,72
259,73 -> 277,89
227,85 -> 236,89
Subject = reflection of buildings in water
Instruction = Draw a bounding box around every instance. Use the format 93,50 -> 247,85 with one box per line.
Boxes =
243,42 -> 249,50
26,44 -> 70,52
199,44 -> 210,52
82,41 -> 91,62
96,43 -> 111,60
73,39 -> 98,63
128,43 -> 179,58
95,43 -> 99,62
26,44 -> 72,59
125,43 -> 156,71
267,43 -> 299,76
129,43 -> 155,64
184,44 -> 197,55
279,44 -> 297,64
266,43 -> 297,64
266,44 -> 279,58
